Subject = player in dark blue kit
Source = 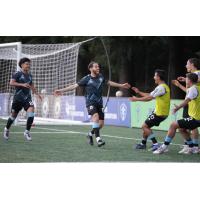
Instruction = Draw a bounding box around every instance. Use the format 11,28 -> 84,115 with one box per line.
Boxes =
3,57 -> 42,141
54,61 -> 130,147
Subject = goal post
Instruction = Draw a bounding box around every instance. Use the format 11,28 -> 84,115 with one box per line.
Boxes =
0,40 -> 91,125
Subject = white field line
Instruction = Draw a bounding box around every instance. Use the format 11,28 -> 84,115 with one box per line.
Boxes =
14,125 -> 183,147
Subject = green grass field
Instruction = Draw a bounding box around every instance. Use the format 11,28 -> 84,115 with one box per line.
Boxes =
0,119 -> 200,162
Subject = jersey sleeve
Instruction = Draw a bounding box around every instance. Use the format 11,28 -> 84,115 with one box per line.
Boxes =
77,76 -> 89,87
186,86 -> 198,100
11,72 -> 20,81
150,85 -> 166,98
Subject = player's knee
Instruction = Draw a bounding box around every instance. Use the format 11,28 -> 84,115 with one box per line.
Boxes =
170,121 -> 179,129
92,113 -> 99,122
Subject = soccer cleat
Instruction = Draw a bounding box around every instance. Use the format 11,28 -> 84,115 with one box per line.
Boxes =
150,143 -> 161,152
24,130 -> 32,141
182,147 -> 193,155
97,139 -> 105,147
178,145 -> 189,154
87,132 -> 93,145
153,144 -> 169,154
192,147 -> 199,154
135,143 -> 146,150
3,127 -> 9,140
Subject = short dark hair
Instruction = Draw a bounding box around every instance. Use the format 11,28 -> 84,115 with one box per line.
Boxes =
186,73 -> 198,83
88,61 -> 99,70
18,57 -> 31,68
188,58 -> 200,69
155,69 -> 166,81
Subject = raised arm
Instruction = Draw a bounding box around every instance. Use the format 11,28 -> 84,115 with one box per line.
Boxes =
108,81 -> 130,89
53,84 -> 79,96
171,80 -> 187,92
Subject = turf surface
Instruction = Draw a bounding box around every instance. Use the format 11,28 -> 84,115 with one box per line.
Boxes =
0,119 -> 200,162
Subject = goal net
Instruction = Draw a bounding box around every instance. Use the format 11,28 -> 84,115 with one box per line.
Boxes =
0,40 -> 92,125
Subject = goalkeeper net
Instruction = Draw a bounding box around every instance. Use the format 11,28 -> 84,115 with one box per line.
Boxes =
0,39 -> 94,125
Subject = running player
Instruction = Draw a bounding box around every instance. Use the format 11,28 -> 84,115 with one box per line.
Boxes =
130,69 -> 170,151
154,73 -> 200,154
3,57 -> 42,141
172,58 -> 200,154
53,61 -> 130,147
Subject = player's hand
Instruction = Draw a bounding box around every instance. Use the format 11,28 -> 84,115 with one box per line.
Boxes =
131,87 -> 140,94
129,96 -> 137,102
177,76 -> 186,82
53,90 -> 63,96
37,94 -> 43,101
21,83 -> 31,88
171,80 -> 181,87
121,83 -> 131,89
172,104 -> 179,114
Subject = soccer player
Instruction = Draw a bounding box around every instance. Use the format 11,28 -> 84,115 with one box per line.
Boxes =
130,69 -> 170,151
53,61 -> 130,147
172,58 -> 200,154
3,57 -> 42,141
154,73 -> 200,154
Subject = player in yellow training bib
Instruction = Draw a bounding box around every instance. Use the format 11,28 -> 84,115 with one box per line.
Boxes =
154,73 -> 200,154
130,69 -> 170,151
171,58 -> 200,154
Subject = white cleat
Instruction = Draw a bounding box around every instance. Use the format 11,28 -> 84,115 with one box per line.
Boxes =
178,145 -> 189,154
153,144 -> 169,154
182,147 -> 193,155
192,147 -> 199,154
24,130 -> 32,141
3,127 -> 9,140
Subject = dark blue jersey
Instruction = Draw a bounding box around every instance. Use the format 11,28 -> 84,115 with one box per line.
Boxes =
77,74 -> 106,107
12,71 -> 33,102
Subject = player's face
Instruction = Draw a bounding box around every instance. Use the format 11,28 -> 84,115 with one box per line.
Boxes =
91,63 -> 100,75
154,72 -> 160,84
186,60 -> 193,72
21,62 -> 31,72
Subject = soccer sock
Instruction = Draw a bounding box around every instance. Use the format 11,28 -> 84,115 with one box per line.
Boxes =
92,122 -> 100,140
26,112 -> 35,131
141,138 -> 147,145
192,139 -> 199,147
164,136 -> 172,145
184,140 -> 187,145
6,116 -> 16,129
148,132 -> 158,144
186,138 -> 194,148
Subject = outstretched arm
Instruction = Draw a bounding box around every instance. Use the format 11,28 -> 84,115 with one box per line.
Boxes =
131,87 -> 150,97
53,84 -> 79,96
108,81 -> 130,89
171,80 -> 186,92
129,95 -> 153,102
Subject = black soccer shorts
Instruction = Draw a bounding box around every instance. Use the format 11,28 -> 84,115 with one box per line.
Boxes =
177,117 -> 200,130
87,104 -> 104,120
11,99 -> 34,113
145,113 -> 167,128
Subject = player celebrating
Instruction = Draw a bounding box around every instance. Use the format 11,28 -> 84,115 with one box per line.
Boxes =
3,57 -> 42,141
130,69 -> 170,151
172,58 -> 200,154
154,73 -> 200,154
54,61 -> 130,147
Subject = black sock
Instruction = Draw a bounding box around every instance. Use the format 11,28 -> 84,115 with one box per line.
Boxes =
93,128 -> 100,138
186,138 -> 193,148
151,137 -> 158,144
26,117 -> 34,131
193,143 -> 199,147
6,117 -> 15,129
164,141 -> 170,145
141,138 -> 147,145
91,129 -> 95,135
